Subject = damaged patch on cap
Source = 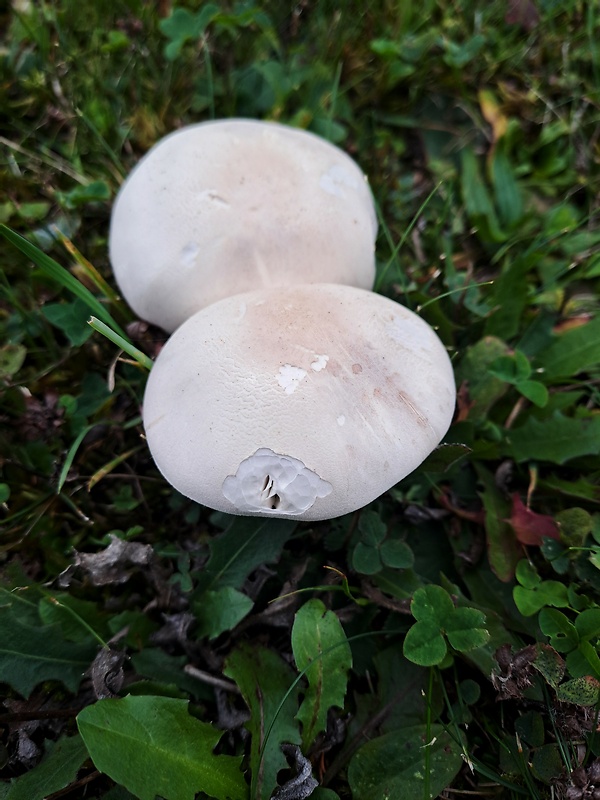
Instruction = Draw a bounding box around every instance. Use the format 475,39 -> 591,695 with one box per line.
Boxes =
222,447 -> 332,514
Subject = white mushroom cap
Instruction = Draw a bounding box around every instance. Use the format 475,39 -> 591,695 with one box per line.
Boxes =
142,284 -> 456,521
109,119 -> 378,332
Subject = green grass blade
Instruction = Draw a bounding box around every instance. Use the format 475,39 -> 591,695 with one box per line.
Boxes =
0,223 -> 129,341
88,317 -> 153,371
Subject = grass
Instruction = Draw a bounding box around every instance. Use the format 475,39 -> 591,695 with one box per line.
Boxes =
1,1 -> 600,798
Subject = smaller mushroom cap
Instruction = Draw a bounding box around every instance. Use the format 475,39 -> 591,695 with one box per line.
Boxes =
142,284 -> 456,520
109,119 -> 378,332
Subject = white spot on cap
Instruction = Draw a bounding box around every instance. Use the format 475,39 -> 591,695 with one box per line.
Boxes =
319,164 -> 360,198
277,364 -> 307,394
337,415 -> 346,426
222,447 -> 332,515
311,354 -> 329,372
180,242 -> 199,269
237,302 -> 247,320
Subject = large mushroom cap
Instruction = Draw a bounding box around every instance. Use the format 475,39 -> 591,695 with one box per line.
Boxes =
142,284 -> 456,521
109,119 -> 378,332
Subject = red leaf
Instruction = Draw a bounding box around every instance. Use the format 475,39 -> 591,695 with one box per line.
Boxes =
509,493 -> 560,545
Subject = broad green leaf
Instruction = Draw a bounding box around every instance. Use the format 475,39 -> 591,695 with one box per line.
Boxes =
38,593 -> 108,642
403,621 -> 447,667
0,600 -> 96,696
194,517 -> 296,593
556,676 -> 600,706
352,542 -> 382,575
537,316 -> 600,380
575,608 -> 600,641
418,443 -> 471,473
358,510 -> 387,545
513,581 -> 570,616
488,351 -> 531,383
516,379 -> 549,407
577,640 -> 600,680
490,140 -> 523,228
159,5 -> 221,59
4,736 -> 88,800
193,586 -> 253,639
455,337 -> 510,415
515,559 -> 541,589
348,724 -> 463,800
507,412 -> 600,464
477,465 -> 520,582
532,743 -> 564,784
0,343 -> 26,378
130,649 -> 212,699
224,643 -> 300,800
484,257 -> 532,339
538,608 -> 578,652
292,599 -> 352,748
461,148 -> 506,243
77,696 -> 246,800
380,539 -> 414,569
444,608 -> 489,652
411,585 -> 454,626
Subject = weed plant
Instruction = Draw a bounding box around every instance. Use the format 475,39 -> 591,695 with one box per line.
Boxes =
1,2 -> 600,799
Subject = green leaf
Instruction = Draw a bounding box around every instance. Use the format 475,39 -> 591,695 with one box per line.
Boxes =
477,465 -> 520,582
575,608 -> 600,641
537,316 -> 600,380
77,696 -> 246,800
538,608 -> 578,653
456,337 -> 510,415
488,351 -> 531,383
418,443 -> 471,473
193,586 -> 253,639
516,380 -> 549,407
224,644 -> 300,800
0,343 -> 26,379
411,585 -> 454,626
403,621 -> 447,667
358,510 -> 387,545
461,149 -> 506,243
195,517 -> 296,593
352,542 -> 382,575
515,559 -> 541,589
292,599 -> 352,748
0,599 -> 96,696
444,608 -> 489,652
507,412 -> 600,464
4,736 -> 88,800
484,256 -> 532,340
347,724 -> 463,800
490,140 -> 523,228
556,676 -> 600,706
513,581 -> 570,617
42,299 -> 100,347
159,5 -> 221,59
380,539 -> 414,569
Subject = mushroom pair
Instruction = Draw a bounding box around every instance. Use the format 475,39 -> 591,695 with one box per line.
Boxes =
110,120 -> 456,521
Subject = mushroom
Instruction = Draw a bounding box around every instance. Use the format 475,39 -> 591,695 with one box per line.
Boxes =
142,284 -> 456,521
109,119 -> 378,332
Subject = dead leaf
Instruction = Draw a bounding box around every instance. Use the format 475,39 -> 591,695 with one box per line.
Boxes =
509,493 -> 560,545
74,534 -> 154,586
